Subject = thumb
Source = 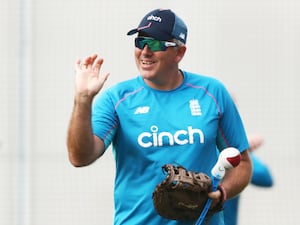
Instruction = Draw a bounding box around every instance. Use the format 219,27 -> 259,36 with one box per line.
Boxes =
208,190 -> 221,200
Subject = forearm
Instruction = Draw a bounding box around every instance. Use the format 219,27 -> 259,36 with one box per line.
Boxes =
67,94 -> 101,167
220,150 -> 252,199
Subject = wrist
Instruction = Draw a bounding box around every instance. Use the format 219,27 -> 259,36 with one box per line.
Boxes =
75,93 -> 94,104
217,184 -> 227,203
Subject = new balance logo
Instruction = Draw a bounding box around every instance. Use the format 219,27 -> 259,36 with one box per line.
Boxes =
134,106 -> 150,114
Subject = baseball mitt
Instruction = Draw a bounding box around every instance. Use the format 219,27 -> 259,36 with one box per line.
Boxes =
152,164 -> 220,221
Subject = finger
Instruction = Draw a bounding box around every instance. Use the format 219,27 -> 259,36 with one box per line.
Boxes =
100,72 -> 110,83
90,53 -> 98,62
81,56 -> 92,68
94,58 -> 104,71
208,190 -> 221,200
86,53 -> 98,69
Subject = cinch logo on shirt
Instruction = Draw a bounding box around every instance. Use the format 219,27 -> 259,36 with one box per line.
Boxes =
137,125 -> 204,148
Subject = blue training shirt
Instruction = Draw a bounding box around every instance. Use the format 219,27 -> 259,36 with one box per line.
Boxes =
92,71 -> 249,225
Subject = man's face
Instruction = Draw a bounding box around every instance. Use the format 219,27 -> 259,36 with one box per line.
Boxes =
134,36 -> 184,87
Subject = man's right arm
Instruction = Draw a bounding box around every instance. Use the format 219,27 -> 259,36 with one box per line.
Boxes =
67,54 -> 109,167
67,94 -> 105,167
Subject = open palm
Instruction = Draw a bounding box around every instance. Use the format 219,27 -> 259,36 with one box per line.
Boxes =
75,53 -> 109,97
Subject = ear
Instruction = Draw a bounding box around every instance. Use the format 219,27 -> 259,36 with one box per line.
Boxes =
174,45 -> 187,63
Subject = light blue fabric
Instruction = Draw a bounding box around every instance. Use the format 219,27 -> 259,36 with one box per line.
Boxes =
92,71 -> 249,225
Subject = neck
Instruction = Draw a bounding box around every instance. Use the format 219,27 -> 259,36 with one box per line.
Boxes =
143,70 -> 183,91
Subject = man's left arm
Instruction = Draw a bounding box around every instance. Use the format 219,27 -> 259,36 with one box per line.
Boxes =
221,150 -> 252,199
208,150 -> 252,205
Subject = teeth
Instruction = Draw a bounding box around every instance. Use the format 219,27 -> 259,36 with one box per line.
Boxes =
142,60 -> 154,65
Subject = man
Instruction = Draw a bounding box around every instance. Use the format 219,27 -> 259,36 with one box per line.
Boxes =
67,8 -> 252,225
223,134 -> 273,225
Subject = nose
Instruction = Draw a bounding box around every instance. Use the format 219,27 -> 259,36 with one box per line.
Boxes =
141,44 -> 153,54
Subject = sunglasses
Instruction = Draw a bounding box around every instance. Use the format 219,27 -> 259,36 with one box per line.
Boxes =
134,37 -> 178,52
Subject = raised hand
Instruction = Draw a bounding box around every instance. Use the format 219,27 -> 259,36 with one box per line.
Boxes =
247,134 -> 264,152
75,53 -> 110,97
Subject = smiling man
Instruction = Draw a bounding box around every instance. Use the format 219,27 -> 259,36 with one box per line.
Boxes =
67,8 -> 252,225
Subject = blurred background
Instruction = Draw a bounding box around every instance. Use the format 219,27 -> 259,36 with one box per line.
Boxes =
0,0 -> 299,224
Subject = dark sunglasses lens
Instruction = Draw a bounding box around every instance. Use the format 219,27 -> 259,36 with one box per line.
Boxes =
135,38 -> 145,49
135,38 -> 166,51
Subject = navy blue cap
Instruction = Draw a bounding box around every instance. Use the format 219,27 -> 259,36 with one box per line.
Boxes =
127,9 -> 187,44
